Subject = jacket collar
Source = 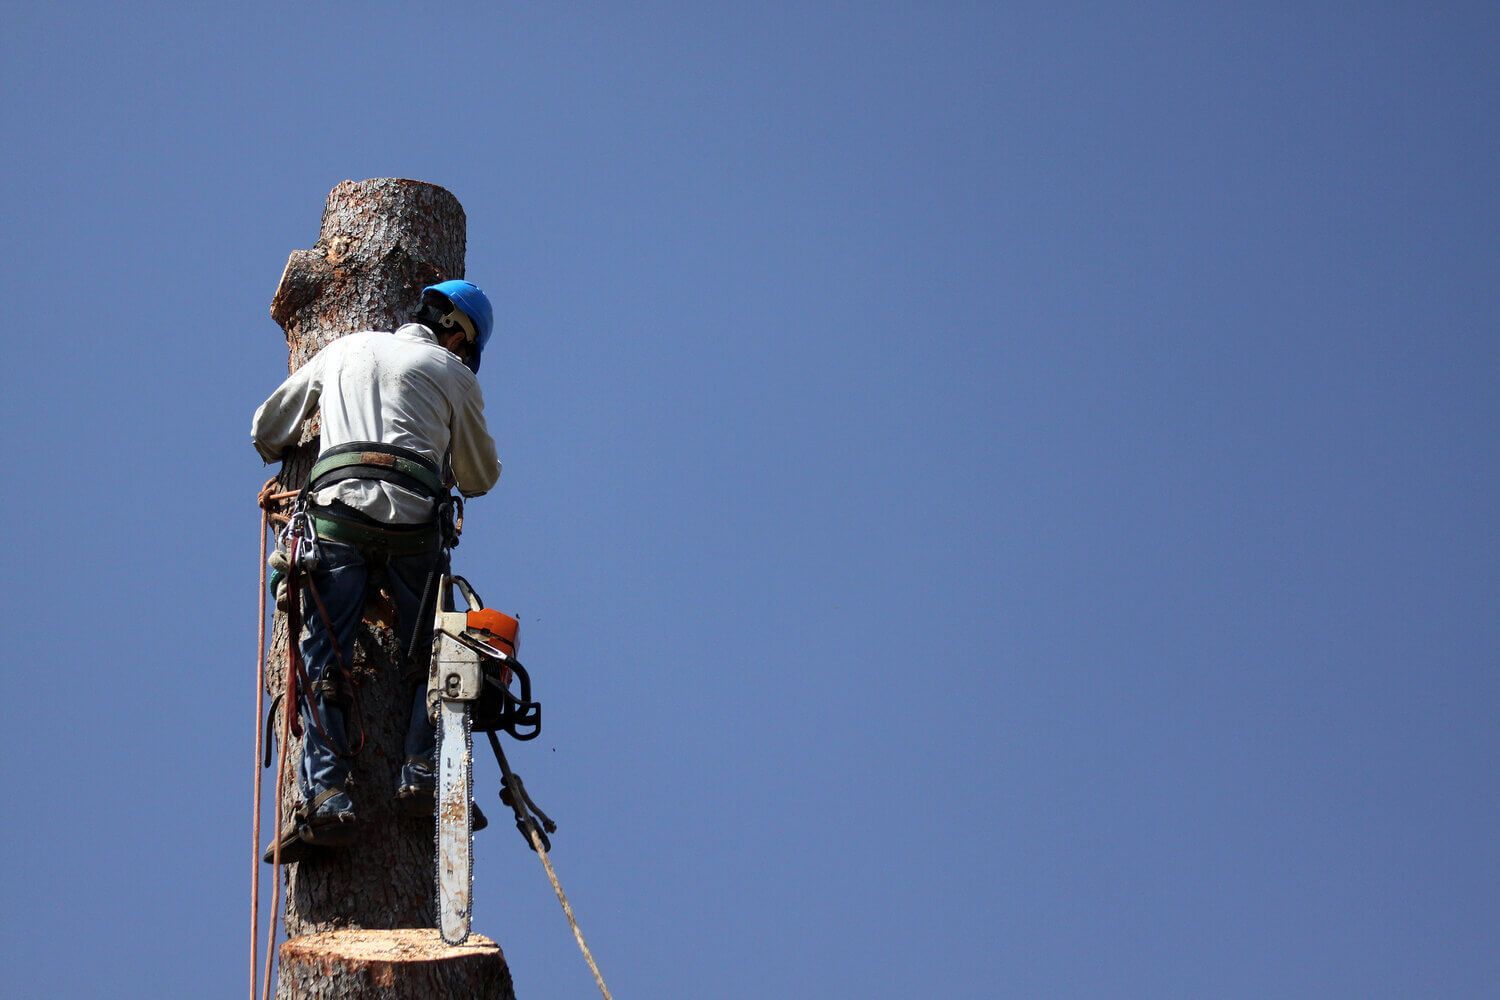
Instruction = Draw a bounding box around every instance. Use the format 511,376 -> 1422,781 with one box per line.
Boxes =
395,322 -> 440,345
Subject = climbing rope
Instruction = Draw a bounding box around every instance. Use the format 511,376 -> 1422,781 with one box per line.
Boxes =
248,480 -> 378,1000
250,480 -> 295,1000
262,644 -> 292,1000
249,506 -> 268,1000
524,803 -> 614,999
489,731 -> 613,999
257,479 -> 298,528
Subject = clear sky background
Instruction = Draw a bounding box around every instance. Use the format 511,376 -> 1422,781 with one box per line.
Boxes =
2,3 -> 1496,998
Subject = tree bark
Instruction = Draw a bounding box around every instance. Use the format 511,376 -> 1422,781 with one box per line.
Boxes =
265,178 -> 514,998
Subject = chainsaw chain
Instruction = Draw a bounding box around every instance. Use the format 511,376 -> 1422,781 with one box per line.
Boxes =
434,704 -> 475,945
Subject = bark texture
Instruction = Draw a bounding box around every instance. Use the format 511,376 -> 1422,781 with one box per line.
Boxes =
265,179 -> 512,997
277,930 -> 515,1000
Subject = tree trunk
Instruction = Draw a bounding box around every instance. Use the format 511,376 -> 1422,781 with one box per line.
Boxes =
265,178 -> 514,998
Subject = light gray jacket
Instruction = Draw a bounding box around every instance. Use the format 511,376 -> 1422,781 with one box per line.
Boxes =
251,324 -> 501,524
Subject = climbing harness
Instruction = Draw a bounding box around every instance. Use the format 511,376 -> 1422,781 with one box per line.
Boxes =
276,512 -> 364,757
249,456 -> 613,999
307,441 -> 448,499
249,464 -> 454,997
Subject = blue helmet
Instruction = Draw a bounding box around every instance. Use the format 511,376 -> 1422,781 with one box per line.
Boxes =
422,279 -> 494,373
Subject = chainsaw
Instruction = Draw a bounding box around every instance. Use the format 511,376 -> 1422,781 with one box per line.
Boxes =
426,574 -> 544,944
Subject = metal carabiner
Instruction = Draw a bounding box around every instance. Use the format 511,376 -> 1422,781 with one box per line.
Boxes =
280,507 -> 321,572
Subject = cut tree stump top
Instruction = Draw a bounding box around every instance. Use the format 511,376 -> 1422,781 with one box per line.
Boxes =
284,927 -> 501,963
278,929 -> 515,1000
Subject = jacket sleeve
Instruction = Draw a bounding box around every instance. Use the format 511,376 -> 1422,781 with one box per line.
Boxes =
450,380 -> 501,497
250,350 -> 325,463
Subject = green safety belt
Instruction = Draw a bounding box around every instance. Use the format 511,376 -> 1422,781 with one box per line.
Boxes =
309,512 -> 442,556
307,445 -> 446,500
301,442 -> 451,555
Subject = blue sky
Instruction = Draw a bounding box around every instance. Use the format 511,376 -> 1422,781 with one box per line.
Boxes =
2,3 -> 1497,997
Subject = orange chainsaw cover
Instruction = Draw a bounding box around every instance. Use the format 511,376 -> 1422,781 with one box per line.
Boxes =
466,607 -> 519,656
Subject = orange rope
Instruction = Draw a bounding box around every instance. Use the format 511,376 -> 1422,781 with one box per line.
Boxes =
250,510 -> 269,1000
252,479 -> 295,1000
258,479 -> 298,527
262,694 -> 290,1000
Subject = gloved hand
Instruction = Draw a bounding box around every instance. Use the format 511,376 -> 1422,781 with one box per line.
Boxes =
268,546 -> 292,611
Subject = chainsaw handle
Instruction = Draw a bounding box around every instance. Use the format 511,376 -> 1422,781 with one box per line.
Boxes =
450,575 -> 484,611
482,658 -> 542,741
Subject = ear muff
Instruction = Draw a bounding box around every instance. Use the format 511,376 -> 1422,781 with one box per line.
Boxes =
421,279 -> 494,374
422,291 -> 476,342
439,307 -> 478,344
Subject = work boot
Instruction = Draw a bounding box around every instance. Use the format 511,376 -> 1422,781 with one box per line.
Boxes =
298,786 -> 358,847
263,810 -> 320,865
395,755 -> 488,830
260,789 -> 354,864
395,755 -> 436,811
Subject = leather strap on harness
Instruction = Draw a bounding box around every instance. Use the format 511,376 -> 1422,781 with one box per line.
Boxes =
302,442 -> 454,554
306,442 -> 446,501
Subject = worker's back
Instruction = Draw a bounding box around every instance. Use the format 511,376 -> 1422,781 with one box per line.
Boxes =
316,326 -> 472,463
252,323 -> 500,524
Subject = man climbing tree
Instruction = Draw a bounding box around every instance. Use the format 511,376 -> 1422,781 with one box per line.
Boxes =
251,280 -> 502,860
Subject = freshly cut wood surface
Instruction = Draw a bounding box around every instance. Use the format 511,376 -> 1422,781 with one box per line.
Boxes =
285,927 -> 501,962
277,929 -> 515,999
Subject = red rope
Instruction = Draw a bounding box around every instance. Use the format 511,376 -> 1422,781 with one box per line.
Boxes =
249,479 -> 372,999
262,683 -> 291,1000
250,510 -> 268,1000
252,480 -> 295,1000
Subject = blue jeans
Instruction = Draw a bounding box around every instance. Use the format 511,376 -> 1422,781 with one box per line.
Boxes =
297,538 -> 444,800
